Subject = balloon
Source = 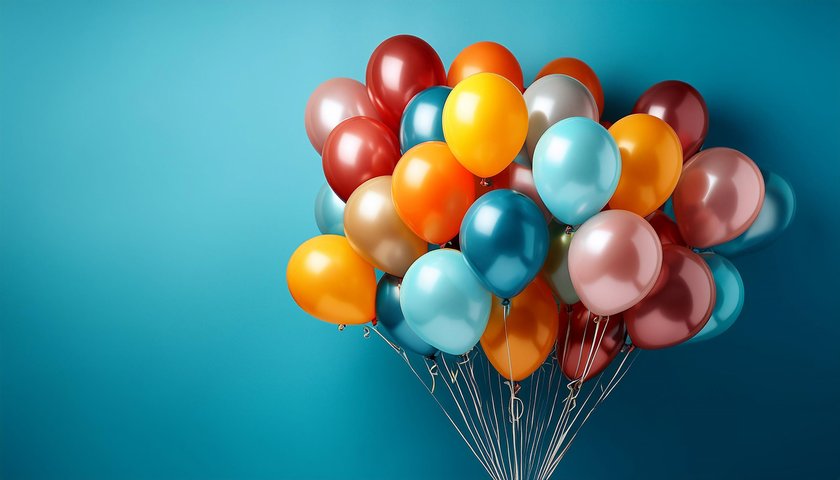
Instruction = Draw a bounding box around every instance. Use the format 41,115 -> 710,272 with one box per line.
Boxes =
624,245 -> 715,349
672,147 -> 765,248
646,210 -> 685,246
366,35 -> 446,132
304,78 -> 381,154
607,114 -> 683,217
376,274 -> 437,356
532,117 -> 621,226
633,80 -> 708,159
481,278 -> 559,381
543,222 -> 579,305
447,41 -> 524,91
535,57 -> 604,116
400,249 -> 492,355
713,170 -> 796,256
343,176 -> 426,277
523,74 -> 599,157
460,189 -> 550,299
513,146 -> 531,167
690,253 -> 744,343
391,142 -> 476,244
322,116 -> 400,202
442,72 -> 528,178
314,183 -> 345,236
558,303 -> 625,382
399,86 -> 451,153
286,235 -> 376,325
508,163 -> 552,221
568,210 -> 663,316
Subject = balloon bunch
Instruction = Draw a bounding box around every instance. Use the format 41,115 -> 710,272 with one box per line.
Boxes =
288,35 -> 795,479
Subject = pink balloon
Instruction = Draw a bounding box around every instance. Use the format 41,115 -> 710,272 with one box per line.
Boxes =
673,147 -> 765,248
568,210 -> 663,316
508,163 -> 552,222
623,245 -> 715,349
304,78 -> 381,154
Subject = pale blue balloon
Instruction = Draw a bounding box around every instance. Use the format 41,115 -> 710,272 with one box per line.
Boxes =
689,253 -> 744,343
713,171 -> 796,256
400,249 -> 491,355
314,183 -> 345,235
532,117 -> 621,226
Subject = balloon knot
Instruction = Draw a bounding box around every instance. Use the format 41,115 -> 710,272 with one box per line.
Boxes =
564,224 -> 574,234
338,324 -> 346,331
479,177 -> 491,187
371,317 -> 378,327
501,298 -> 511,307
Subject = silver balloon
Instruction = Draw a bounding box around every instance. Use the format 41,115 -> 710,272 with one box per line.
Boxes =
523,74 -> 599,157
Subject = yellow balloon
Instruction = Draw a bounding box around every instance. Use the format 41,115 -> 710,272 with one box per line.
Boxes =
286,235 -> 376,325
607,114 -> 683,217
442,72 -> 528,178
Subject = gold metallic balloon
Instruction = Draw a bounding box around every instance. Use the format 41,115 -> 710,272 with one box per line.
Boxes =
344,176 -> 427,277
542,222 -> 579,305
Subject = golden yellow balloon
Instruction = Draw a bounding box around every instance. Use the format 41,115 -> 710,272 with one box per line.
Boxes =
286,235 -> 376,325
442,72 -> 528,178
608,114 -> 683,217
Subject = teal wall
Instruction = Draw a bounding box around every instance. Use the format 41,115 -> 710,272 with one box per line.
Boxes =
2,1 -> 838,478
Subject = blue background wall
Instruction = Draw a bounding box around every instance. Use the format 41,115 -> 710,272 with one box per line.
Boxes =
2,1 -> 838,478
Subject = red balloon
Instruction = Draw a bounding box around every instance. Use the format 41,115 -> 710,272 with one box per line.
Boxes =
624,245 -> 715,349
366,35 -> 446,132
322,116 -> 400,202
633,80 -> 708,160
558,303 -> 625,382
646,210 -> 685,246
508,163 -> 552,222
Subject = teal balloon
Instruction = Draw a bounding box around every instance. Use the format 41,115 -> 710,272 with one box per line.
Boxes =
314,183 -> 345,235
376,274 -> 437,357
713,171 -> 795,256
533,117 -> 621,226
399,86 -> 451,153
400,249 -> 491,355
663,197 -> 675,220
460,189 -> 549,299
690,253 -> 744,343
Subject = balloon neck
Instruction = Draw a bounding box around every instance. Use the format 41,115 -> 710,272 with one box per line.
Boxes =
371,317 -> 378,327
512,382 -> 521,395
337,324 -> 346,331
479,177 -> 491,187
501,298 -> 511,307
564,224 -> 574,235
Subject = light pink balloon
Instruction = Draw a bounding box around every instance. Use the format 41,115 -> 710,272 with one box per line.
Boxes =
508,163 -> 552,222
568,210 -> 663,316
673,147 -> 765,248
623,244 -> 715,349
304,78 -> 381,154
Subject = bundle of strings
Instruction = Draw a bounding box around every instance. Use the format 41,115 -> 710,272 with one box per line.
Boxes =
363,310 -> 638,480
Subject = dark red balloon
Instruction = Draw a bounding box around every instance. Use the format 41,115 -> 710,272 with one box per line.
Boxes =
558,303 -> 625,382
322,116 -> 400,202
366,35 -> 446,132
646,210 -> 685,246
633,80 -> 708,159
624,245 -> 715,349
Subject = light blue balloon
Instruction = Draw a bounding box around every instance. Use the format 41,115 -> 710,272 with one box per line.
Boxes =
400,249 -> 491,355
689,253 -> 744,343
532,117 -> 621,226
314,183 -> 345,235
713,170 -> 796,257
399,86 -> 451,153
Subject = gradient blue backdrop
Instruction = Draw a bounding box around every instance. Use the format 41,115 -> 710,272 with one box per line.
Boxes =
2,1 -> 838,478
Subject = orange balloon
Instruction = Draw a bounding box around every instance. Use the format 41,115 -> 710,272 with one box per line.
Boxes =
536,58 -> 604,116
480,278 -> 559,381
392,142 -> 476,244
608,114 -> 683,217
448,41 -> 524,91
287,235 -> 376,325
